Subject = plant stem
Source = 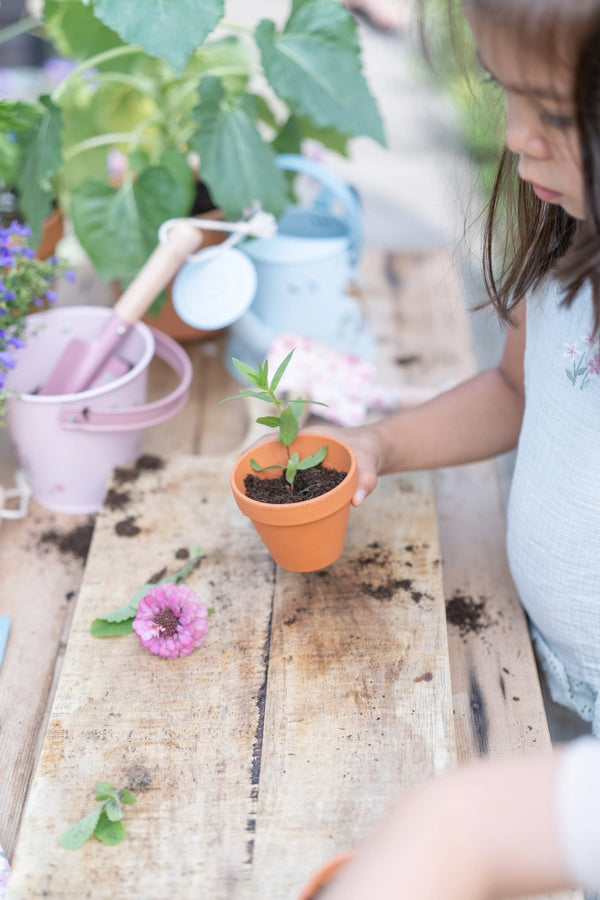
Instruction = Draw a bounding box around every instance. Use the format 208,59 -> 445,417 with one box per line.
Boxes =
218,20 -> 254,36
0,15 -> 41,45
62,130 -> 160,162
52,45 -> 145,103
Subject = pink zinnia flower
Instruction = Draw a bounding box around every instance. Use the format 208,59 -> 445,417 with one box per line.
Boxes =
132,583 -> 209,659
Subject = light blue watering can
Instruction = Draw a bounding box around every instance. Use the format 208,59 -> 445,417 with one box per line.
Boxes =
168,154 -> 376,370
225,154 -> 376,375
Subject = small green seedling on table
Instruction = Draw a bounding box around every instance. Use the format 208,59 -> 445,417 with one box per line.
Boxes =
221,350 -> 328,495
59,782 -> 137,849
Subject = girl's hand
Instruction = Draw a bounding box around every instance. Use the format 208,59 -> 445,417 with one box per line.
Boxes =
305,422 -> 387,507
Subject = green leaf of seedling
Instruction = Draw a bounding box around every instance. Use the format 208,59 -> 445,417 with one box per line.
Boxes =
296,445 -> 328,470
270,349 -> 295,393
279,406 -> 299,446
95,782 -> 116,801
290,397 -> 305,422
256,416 -> 280,428
231,357 -> 263,387
250,459 -> 285,472
90,618 -> 135,638
118,790 -> 137,806
103,797 -> 123,822
94,811 -> 126,846
59,807 -> 103,850
221,389 -> 274,404
285,452 -> 300,486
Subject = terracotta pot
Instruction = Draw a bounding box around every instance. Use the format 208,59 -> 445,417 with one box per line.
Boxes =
142,208 -> 227,343
230,433 -> 358,573
298,851 -> 353,900
36,207 -> 64,260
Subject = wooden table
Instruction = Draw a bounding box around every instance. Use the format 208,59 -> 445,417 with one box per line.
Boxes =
0,248 -> 580,899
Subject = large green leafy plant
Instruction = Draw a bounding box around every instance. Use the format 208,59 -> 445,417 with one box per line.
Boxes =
1,0 -> 384,289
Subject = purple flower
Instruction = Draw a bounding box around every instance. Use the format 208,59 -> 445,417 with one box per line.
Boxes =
0,350 -> 16,370
64,269 -> 76,283
132,583 -> 210,659
45,289 -> 58,304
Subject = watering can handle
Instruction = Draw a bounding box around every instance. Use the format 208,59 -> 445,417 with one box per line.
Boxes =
275,154 -> 362,267
58,328 -> 192,433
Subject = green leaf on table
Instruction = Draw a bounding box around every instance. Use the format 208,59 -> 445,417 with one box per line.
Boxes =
89,618 -> 134,638
70,165 -> 190,283
256,0 -> 385,145
189,77 -> 288,220
118,789 -> 137,806
95,782 -> 116,800
103,797 -> 123,822
93,810 -> 126,846
89,0 -> 224,74
59,806 -> 103,850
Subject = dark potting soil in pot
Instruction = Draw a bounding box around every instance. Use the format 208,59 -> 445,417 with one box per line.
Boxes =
244,465 -> 347,504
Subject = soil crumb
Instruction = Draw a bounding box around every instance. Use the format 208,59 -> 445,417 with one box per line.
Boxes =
104,488 -> 131,511
175,548 -> 189,559
244,466 -> 346,504
125,763 -> 151,792
39,518 -> 95,561
113,454 -> 165,485
446,592 -> 492,638
147,567 -> 167,584
115,516 -> 141,537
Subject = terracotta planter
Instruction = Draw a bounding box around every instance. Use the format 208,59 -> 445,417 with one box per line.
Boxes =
230,433 -> 358,572
298,851 -> 353,900
36,207 -> 64,260
142,208 -> 227,343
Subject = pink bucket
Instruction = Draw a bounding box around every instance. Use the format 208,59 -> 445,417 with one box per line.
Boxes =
5,306 -> 192,514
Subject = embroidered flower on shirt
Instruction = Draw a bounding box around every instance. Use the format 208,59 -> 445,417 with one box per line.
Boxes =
564,335 -> 600,389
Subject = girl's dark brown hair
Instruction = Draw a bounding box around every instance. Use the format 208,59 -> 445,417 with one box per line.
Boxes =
466,0 -> 600,332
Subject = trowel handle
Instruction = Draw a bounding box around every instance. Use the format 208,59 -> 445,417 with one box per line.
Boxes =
114,220 -> 205,325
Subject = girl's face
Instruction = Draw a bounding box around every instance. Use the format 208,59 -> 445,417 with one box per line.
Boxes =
466,10 -> 586,220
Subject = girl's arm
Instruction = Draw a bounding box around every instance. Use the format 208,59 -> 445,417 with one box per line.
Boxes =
333,300 -> 526,505
320,742 -> 600,900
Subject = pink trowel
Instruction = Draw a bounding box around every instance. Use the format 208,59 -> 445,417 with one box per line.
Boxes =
39,219 -> 205,396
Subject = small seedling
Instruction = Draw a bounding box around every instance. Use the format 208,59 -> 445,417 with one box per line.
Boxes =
59,782 -> 137,849
221,350 -> 328,494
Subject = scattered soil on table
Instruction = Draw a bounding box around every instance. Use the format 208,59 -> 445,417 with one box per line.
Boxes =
244,465 -> 347,504
394,354 -> 421,366
39,518 -> 95,561
113,453 -> 164,485
147,566 -> 167,584
114,516 -> 141,537
125,763 -> 151,792
175,547 -> 190,559
104,488 -> 132,511
446,591 -> 493,639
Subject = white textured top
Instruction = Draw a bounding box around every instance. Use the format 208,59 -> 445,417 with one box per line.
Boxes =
506,279 -> 600,732
555,737 -> 600,891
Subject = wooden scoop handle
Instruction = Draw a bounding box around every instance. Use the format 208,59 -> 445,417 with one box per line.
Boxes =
113,220 -> 204,325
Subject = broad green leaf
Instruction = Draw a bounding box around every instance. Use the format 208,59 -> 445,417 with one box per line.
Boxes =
93,810 -> 126,846
70,165 -> 190,283
59,806 -> 103,850
89,618 -> 134,637
15,96 -> 63,245
273,113 -> 349,157
118,789 -> 137,805
158,149 -> 195,214
89,0 -> 224,75
185,36 -> 252,97
95,782 -> 116,799
189,77 -> 288,220
255,416 -> 280,428
256,0 -> 385,145
296,444 -> 328,469
279,406 -> 299,446
45,0 -> 123,60
104,797 -> 123,822
0,99 -> 41,132
0,134 -> 20,184
270,349 -> 294,393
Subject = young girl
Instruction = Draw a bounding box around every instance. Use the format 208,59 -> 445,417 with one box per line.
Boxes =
326,0 -> 600,737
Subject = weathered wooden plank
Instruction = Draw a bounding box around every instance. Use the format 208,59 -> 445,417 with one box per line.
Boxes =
8,455 -> 454,898
251,470 -> 455,899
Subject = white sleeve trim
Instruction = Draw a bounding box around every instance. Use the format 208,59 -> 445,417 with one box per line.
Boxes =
554,736 -> 600,893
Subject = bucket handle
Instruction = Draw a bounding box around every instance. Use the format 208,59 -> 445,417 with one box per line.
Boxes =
59,328 -> 192,433
275,153 -> 362,266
